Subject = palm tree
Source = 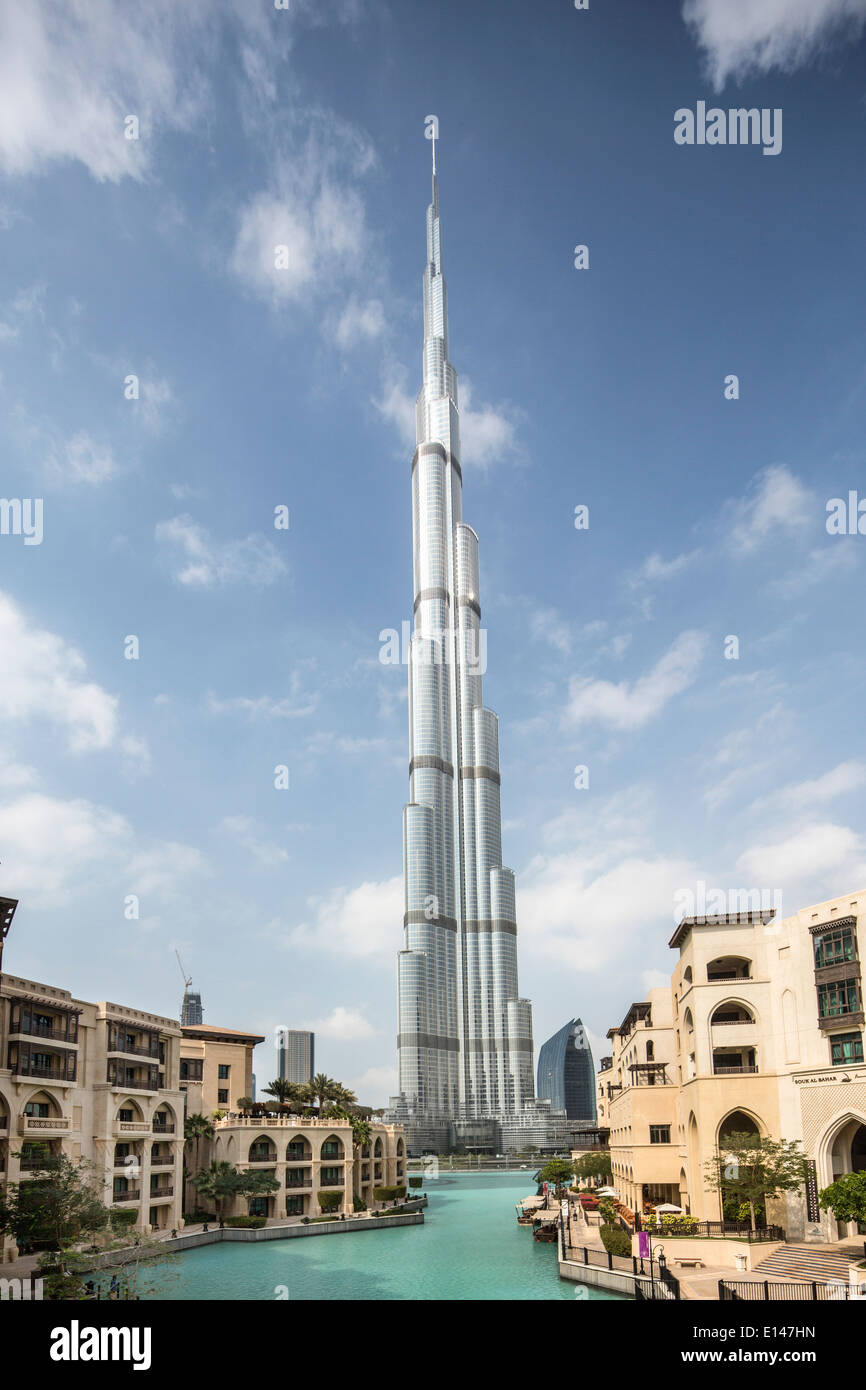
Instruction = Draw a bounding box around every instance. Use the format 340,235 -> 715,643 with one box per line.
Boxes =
192,1161 -> 239,1220
309,1073 -> 337,1115
184,1113 -> 214,1172
262,1078 -> 295,1105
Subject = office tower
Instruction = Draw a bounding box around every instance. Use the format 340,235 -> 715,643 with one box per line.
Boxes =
537,1018 -> 597,1124
278,1029 -> 315,1085
393,153 -> 534,1149
180,988 -> 204,1028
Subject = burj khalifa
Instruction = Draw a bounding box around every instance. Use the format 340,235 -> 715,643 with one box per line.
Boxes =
389,148 -> 535,1152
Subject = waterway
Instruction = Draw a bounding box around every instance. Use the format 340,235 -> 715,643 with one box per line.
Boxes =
136,1171 -> 623,1300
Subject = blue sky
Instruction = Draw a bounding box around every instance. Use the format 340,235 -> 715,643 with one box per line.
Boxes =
0,0 -> 865,1102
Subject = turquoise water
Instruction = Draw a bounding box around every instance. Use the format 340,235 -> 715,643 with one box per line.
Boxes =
137,1172 -> 623,1300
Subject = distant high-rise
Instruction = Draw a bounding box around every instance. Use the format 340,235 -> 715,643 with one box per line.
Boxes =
180,988 -> 203,1027
392,149 -> 534,1149
278,1029 -> 315,1085
537,1019 -> 597,1124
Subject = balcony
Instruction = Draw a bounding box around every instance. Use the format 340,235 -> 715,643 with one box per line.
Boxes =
712,1064 -> 759,1075
108,1073 -> 159,1093
710,1021 -> 756,1049
150,1154 -> 174,1167
286,1172 -> 312,1189
8,1022 -> 78,1047
818,1010 -> 865,1033
9,1058 -> 76,1085
108,1041 -> 160,1061
149,1186 -> 174,1200
151,1122 -> 175,1135
117,1119 -> 151,1134
18,1115 -> 70,1135
112,1188 -> 141,1204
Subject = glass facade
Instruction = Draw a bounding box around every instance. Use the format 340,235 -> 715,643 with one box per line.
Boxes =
395,166 -> 534,1131
536,1018 -> 597,1124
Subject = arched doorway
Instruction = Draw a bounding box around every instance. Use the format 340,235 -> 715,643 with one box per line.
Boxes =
828,1117 -> 866,1238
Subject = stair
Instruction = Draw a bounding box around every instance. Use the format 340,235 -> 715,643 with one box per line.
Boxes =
753,1242 -> 861,1283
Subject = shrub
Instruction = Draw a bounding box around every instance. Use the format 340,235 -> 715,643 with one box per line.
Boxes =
373,1186 -> 396,1202
408,1176 -> 423,1190
186,1208 -> 216,1223
109,1208 -> 139,1227
353,1194 -> 367,1212
395,1185 -> 406,1199
599,1224 -> 632,1258
224,1216 -> 266,1228
317,1191 -> 343,1214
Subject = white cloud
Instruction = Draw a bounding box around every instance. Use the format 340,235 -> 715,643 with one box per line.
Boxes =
737,822 -> 866,888
528,605 -> 572,655
155,515 -> 287,588
630,551 -> 697,586
375,371 -> 522,469
350,1064 -> 397,1107
0,1 -> 213,182
0,591 -> 119,752
767,543 -> 858,597
683,0 -> 866,90
564,630 -> 706,730
334,297 -> 386,349
290,875 -> 402,959
230,120 -> 374,309
220,815 -> 289,867
753,761 -> 866,815
303,1006 -> 377,1040
207,668 -> 318,720
127,840 -> 207,898
46,430 -> 116,485
0,791 -> 130,908
725,465 -> 812,554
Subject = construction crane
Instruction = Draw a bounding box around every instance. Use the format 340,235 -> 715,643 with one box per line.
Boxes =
175,949 -> 192,992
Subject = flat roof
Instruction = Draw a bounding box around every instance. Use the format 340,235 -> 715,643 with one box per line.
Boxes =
181,1024 -> 266,1045
669,911 -> 774,950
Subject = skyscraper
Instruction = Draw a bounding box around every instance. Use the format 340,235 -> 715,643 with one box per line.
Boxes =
180,988 -> 203,1028
278,1029 -> 315,1086
392,152 -> 534,1150
537,1018 -> 597,1125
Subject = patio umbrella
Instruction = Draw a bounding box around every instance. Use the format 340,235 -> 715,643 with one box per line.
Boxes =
595,1186 -> 620,1197
653,1203 -> 683,1213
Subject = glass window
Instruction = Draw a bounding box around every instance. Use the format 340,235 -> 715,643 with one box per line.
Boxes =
818,979 -> 860,1018
830,1032 -> 864,1065
649,1125 -> 671,1144
815,927 -> 856,969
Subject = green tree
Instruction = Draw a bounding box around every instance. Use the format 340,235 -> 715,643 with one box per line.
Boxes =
573,1152 -> 612,1184
183,1113 -> 214,1180
308,1073 -> 338,1114
538,1157 -> 575,1195
818,1170 -> 866,1227
704,1131 -> 811,1232
2,1154 -> 109,1253
262,1078 -> 296,1105
192,1160 -> 279,1220
192,1161 -> 240,1219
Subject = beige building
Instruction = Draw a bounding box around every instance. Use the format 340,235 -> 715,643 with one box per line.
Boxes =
179,1023 -> 263,1117
178,1024 -> 407,1220
0,971 -> 185,1260
205,1115 -> 406,1219
599,891 -> 866,1245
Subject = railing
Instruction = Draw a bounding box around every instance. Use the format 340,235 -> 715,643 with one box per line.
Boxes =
108,1075 -> 158,1091
19,1154 -> 57,1170
152,1123 -> 175,1134
712,1065 -> 759,1075
561,1226 -> 680,1299
149,1186 -> 174,1198
118,1121 -> 150,1133
719,1279 -> 860,1301
10,1021 -> 77,1043
112,1188 -> 141,1202
641,1219 -> 784,1242
248,1151 -> 278,1164
12,1062 -> 76,1082
150,1154 -> 174,1167
18,1116 -> 70,1132
108,1040 -> 160,1060
711,1018 -> 755,1026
